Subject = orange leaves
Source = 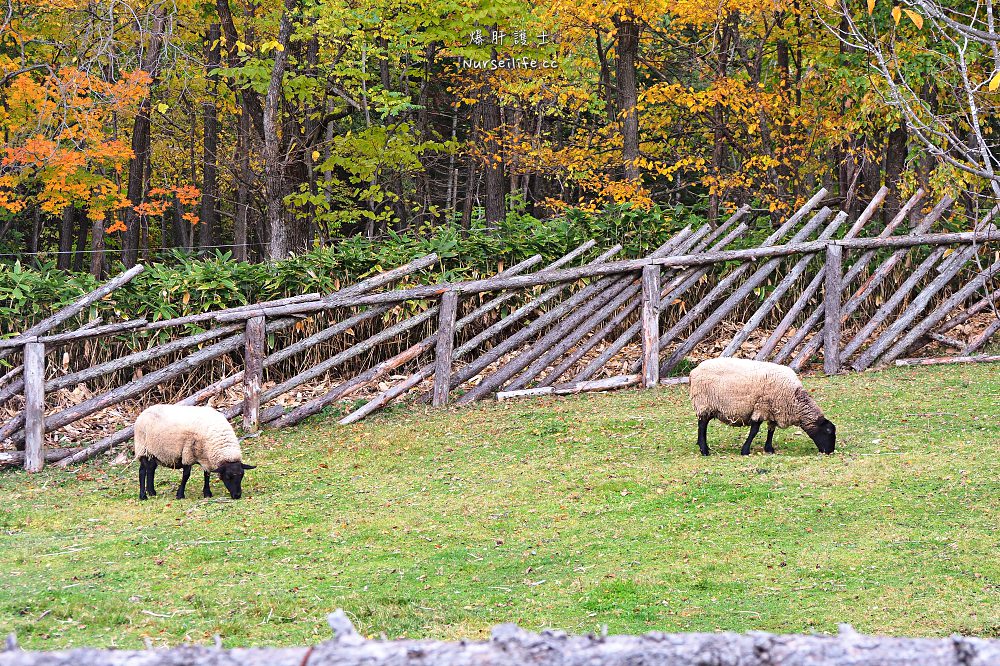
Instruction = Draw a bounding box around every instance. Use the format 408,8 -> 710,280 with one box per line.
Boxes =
105,219 -> 128,234
136,186 -> 202,222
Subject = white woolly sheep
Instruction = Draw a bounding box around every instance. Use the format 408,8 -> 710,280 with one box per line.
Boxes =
688,357 -> 836,456
134,404 -> 256,500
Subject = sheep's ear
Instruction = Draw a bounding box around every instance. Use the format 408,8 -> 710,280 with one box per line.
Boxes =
241,463 -> 257,470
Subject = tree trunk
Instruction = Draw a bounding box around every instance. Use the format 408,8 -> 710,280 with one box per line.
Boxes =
613,11 -> 640,182
89,215 -> 105,278
884,119 -> 908,224
199,23 -> 221,252
57,206 -> 73,270
234,110 -> 250,261
72,207 -> 89,271
481,89 -> 505,229
708,12 -> 736,223
121,8 -> 166,268
262,1 -> 294,261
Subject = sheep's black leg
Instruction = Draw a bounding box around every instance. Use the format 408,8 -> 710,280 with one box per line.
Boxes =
697,416 -> 711,456
741,420 -> 762,456
138,458 -> 148,501
176,465 -> 191,499
764,422 -> 777,454
146,459 -> 157,496
202,471 -> 213,498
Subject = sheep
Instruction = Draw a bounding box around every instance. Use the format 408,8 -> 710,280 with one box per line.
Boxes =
688,357 -> 836,456
134,404 -> 256,501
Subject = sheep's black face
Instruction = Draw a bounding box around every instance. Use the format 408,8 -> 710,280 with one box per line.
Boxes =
217,462 -> 256,499
808,419 -> 836,454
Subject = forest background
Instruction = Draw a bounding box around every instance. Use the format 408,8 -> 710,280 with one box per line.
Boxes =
1,0 -> 997,324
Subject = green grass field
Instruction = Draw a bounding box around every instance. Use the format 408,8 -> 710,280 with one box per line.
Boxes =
0,364 -> 997,649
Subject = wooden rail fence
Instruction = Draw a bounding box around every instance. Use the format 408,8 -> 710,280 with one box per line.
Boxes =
1,188 -> 998,470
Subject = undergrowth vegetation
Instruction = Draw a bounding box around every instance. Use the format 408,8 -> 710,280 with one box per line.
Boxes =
3,202 -> 714,334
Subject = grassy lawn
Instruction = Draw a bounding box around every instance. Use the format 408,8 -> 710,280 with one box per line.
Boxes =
0,364 -> 998,649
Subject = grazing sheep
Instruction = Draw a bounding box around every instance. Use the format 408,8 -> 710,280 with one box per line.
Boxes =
134,404 -> 256,500
689,357 -> 836,456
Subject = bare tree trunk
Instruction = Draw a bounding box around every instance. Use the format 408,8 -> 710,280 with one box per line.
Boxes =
72,207 -> 88,271
884,119 -> 909,224
89,215 -> 105,278
121,8 -> 165,268
613,11 -> 640,182
57,206 -> 73,270
262,0 -> 294,261
234,110 -> 250,261
199,24 -> 221,252
481,89 -> 505,229
708,12 -> 736,223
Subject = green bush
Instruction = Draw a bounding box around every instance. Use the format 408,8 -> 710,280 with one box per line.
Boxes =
1,203 -> 710,334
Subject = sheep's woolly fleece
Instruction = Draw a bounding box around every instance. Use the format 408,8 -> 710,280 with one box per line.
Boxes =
689,357 -> 825,430
134,404 -> 243,471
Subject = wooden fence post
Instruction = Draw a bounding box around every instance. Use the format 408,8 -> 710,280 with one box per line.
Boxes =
640,265 -> 661,387
432,291 -> 459,407
243,315 -> 265,432
823,244 -> 843,375
23,342 -> 46,472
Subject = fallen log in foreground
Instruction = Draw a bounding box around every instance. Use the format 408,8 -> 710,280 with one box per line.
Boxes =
2,611 -> 999,666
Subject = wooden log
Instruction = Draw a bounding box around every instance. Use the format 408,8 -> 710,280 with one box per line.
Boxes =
926,332 -> 966,349
213,253 -> 440,322
895,354 -> 1000,367
6,612 -> 999,666
52,426 -> 135,468
640,265 -> 661,387
7,316 -> 298,450
903,286 -> 1000,357
243,316 -> 266,432
340,242 -> 609,422
464,231 -> 694,402
45,324 -> 243,392
961,317 -> 1000,355
722,211 -> 847,357
432,292 -> 459,407
851,236 -> 993,372
36,319 -> 147,344
0,264 -> 144,363
23,343 -> 46,472
269,339 -> 435,428
497,374 -> 641,400
0,447 -> 82,467
253,254 -> 548,423
875,258 -> 1000,367
0,364 -> 22,388
473,273 -> 638,400
660,206 -> 834,375
784,194 -> 952,368
225,307 -> 439,420
822,244 -> 844,375
753,189 -> 888,362
933,287 -> 1000,335
839,246 -> 950,362
146,293 -> 321,330
570,222 -> 750,384
443,245 -> 625,393
497,230 -> 701,395
255,252 -> 562,428
634,195 -> 830,376
338,367 -> 431,425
